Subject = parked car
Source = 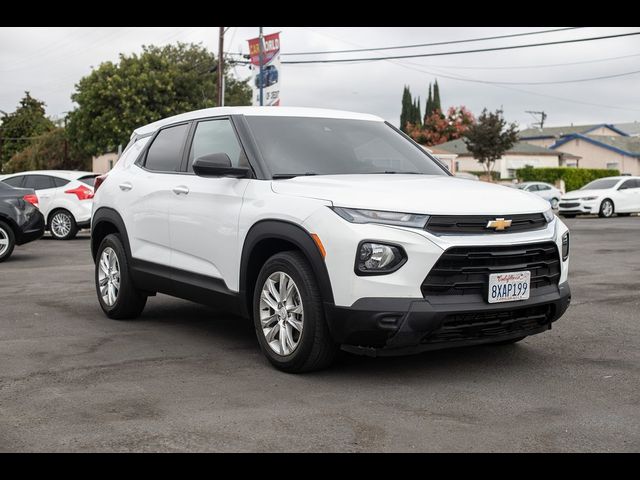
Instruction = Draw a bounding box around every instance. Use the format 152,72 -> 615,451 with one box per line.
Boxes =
514,182 -> 563,209
254,65 -> 279,89
91,107 -> 571,373
559,176 -> 640,218
0,182 -> 45,262
0,170 -> 98,239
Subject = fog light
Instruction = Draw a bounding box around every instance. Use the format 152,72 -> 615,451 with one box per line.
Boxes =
562,232 -> 569,261
355,242 -> 406,275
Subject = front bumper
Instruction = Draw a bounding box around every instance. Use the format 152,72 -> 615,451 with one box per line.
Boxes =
558,199 -> 598,215
325,281 -> 571,356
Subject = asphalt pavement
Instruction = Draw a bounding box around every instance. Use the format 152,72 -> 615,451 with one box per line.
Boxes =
0,216 -> 638,452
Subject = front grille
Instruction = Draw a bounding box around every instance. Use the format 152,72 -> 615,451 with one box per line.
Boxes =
421,241 -> 561,297
559,202 -> 580,208
422,305 -> 552,344
424,213 -> 547,235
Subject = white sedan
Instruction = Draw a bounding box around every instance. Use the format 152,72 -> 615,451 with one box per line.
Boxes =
0,170 -> 98,239
558,176 -> 640,218
514,182 -> 563,209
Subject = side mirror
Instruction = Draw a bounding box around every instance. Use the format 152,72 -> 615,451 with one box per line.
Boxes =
192,153 -> 250,178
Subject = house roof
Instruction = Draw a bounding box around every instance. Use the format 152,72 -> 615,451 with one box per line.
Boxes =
614,121 -> 640,136
551,134 -> 640,158
436,138 -> 560,156
519,123 -> 629,139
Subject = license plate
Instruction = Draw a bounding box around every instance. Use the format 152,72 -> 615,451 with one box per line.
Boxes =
488,271 -> 531,303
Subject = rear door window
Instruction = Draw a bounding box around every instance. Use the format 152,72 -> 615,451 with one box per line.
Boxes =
144,123 -> 190,172
23,175 -> 55,190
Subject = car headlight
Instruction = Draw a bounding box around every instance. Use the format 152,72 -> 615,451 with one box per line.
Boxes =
581,196 -> 598,201
331,207 -> 429,228
355,241 -> 407,275
562,231 -> 569,261
543,208 -> 555,223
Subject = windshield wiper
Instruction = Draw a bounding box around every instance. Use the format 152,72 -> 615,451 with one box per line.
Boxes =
272,172 -> 317,179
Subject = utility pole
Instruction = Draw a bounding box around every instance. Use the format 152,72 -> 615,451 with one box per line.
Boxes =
526,110 -> 547,130
217,26 -> 225,107
258,26 -> 264,106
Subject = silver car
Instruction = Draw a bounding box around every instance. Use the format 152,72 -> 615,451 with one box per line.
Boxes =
515,182 -> 563,209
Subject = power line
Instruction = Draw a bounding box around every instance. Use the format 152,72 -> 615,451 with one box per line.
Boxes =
278,27 -> 585,56
397,52 -> 640,71
251,31 -> 640,64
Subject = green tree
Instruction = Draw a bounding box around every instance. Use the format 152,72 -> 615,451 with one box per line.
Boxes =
400,85 -> 412,132
415,97 -> 422,126
0,92 -> 54,172
67,42 -> 252,156
424,84 -> 433,122
463,108 -> 518,177
433,80 -> 441,113
3,127 -> 90,173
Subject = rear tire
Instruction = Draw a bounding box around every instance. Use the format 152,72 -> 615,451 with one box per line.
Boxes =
253,251 -> 338,373
0,221 -> 16,263
49,209 -> 78,240
95,233 -> 147,319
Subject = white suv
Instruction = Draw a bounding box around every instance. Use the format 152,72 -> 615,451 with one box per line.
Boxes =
91,107 -> 571,372
0,170 -> 98,239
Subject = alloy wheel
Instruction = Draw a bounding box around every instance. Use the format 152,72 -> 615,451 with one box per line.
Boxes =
259,271 -> 304,356
0,226 -> 9,256
98,247 -> 121,306
51,212 -> 72,238
601,200 -> 613,217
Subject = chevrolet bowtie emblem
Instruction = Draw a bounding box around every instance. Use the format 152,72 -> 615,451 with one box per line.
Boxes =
486,218 -> 512,230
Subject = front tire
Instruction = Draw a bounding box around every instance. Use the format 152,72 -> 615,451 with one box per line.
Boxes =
598,199 -> 614,218
49,209 -> 78,240
95,233 -> 147,319
0,221 -> 16,263
253,251 -> 338,373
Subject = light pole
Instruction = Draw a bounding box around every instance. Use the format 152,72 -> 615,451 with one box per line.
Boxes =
217,26 -> 224,107
258,26 -> 264,106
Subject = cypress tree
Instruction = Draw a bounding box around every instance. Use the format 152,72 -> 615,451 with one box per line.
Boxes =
415,97 -> 422,126
433,80 -> 442,113
400,86 -> 412,132
425,83 -> 433,121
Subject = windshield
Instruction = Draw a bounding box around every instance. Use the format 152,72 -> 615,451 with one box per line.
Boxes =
581,178 -> 620,190
244,116 -> 449,178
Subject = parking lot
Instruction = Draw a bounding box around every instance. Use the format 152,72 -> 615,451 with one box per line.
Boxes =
0,216 -> 639,452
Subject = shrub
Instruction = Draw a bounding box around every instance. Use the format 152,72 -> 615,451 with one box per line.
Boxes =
516,167 -> 620,192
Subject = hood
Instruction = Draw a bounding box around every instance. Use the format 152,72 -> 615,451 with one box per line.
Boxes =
562,189 -> 607,200
271,174 -> 550,215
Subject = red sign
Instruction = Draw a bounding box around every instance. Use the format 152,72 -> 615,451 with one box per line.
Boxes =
248,32 -> 280,66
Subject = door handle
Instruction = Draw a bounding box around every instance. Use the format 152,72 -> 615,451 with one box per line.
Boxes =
173,185 -> 189,195
119,182 -> 133,191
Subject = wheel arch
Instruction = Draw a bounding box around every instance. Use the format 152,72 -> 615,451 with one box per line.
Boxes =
239,220 -> 334,319
91,207 -> 132,262
0,213 -> 19,236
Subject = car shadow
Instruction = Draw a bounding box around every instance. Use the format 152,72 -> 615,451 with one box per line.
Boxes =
134,297 -> 548,377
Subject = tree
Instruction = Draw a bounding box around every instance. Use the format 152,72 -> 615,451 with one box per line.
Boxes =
67,42 -> 252,156
3,127 -> 90,173
0,92 -> 54,172
463,108 -> 518,177
399,86 -> 412,132
424,84 -> 433,122
407,106 -> 475,146
433,80 -> 441,113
